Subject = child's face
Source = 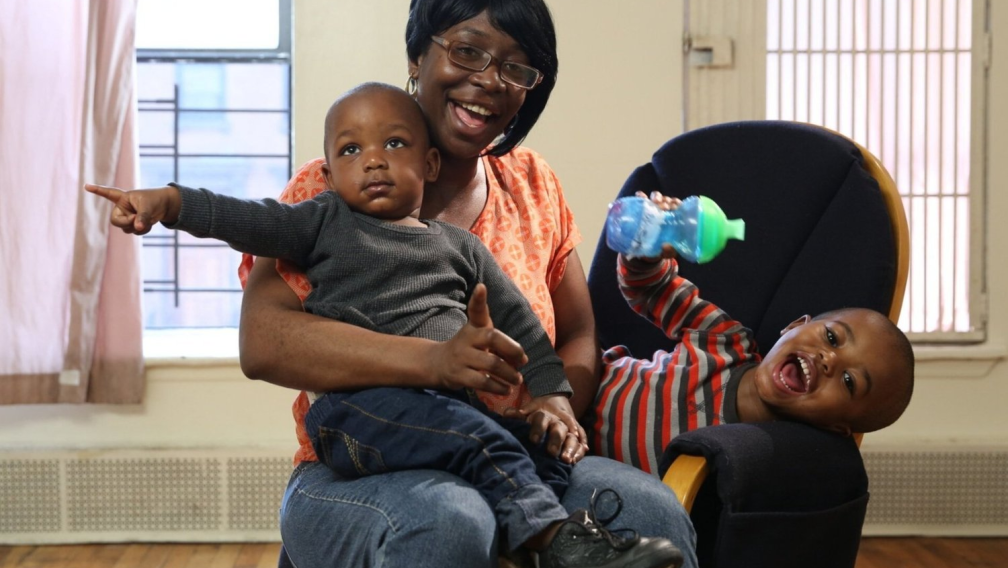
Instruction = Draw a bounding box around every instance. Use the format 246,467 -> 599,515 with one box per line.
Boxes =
753,309 -> 907,436
322,89 -> 439,221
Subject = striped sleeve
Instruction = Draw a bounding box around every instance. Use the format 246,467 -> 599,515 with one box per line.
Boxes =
591,256 -> 757,474
617,257 -> 725,340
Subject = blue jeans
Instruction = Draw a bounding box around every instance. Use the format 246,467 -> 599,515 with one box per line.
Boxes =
303,387 -> 571,549
279,457 -> 699,568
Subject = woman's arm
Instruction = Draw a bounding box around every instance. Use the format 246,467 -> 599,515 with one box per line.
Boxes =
238,256 -> 526,393
506,249 -> 598,461
550,249 -> 601,419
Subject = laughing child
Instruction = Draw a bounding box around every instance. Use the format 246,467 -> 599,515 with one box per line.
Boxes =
590,192 -> 915,474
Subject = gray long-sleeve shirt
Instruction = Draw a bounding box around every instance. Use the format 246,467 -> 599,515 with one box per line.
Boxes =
169,184 -> 571,398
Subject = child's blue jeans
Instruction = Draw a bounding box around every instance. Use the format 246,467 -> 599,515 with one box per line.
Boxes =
303,387 -> 572,550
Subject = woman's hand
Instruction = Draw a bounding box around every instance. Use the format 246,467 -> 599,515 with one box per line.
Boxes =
504,395 -> 589,464
429,283 -> 527,395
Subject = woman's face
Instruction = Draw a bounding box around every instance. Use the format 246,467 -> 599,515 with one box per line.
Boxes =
410,10 -> 530,160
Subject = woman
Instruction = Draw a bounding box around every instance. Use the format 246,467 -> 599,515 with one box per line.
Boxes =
238,1 -> 698,566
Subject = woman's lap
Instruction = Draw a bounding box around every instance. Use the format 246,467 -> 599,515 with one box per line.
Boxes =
280,457 -> 698,568
280,461 -> 499,568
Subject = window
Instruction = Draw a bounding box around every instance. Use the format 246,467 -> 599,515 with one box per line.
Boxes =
135,0 -> 291,339
765,0 -> 985,341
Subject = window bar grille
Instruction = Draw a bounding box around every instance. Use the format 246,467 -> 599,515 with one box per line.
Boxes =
173,83 -> 181,308
137,84 -> 182,307
766,0 -> 972,335
137,84 -> 291,310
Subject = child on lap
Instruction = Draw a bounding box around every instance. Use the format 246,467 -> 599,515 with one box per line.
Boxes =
88,82 -> 683,568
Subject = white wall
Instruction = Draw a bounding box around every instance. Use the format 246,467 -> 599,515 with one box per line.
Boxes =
1,0 -> 1005,478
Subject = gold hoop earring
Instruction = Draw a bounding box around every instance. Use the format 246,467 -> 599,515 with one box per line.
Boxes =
406,76 -> 418,95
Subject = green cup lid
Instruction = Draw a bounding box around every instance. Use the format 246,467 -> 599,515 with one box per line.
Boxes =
695,195 -> 746,263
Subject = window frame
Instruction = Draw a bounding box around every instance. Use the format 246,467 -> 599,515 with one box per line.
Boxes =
135,0 -> 292,62
135,0 -> 292,342
759,0 -> 989,344
905,0 -> 989,344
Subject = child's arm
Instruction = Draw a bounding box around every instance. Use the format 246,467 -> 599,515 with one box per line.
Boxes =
86,183 -> 331,268
468,234 -> 588,463
619,256 -> 697,340
617,192 -> 733,341
474,246 -> 571,400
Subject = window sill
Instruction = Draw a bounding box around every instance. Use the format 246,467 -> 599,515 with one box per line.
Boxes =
913,343 -> 1008,379
140,330 -> 1007,378
143,328 -> 240,367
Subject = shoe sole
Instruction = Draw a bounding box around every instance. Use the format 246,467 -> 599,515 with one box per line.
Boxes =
584,542 -> 685,568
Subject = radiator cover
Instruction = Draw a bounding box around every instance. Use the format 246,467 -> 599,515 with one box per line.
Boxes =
1,448 -> 1006,543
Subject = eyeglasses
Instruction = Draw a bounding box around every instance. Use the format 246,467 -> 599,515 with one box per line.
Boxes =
430,36 -> 543,90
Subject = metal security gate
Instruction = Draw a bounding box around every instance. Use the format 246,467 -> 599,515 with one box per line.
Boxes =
685,0 -> 986,339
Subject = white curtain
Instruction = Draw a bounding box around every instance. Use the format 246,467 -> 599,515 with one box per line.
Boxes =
0,0 -> 144,403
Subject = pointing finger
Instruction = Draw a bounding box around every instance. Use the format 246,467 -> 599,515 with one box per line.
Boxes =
84,183 -> 126,203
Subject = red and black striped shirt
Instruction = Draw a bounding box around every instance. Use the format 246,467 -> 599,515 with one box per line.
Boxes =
590,256 -> 760,474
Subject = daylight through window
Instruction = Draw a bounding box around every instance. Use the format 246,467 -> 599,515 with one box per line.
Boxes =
135,0 -> 292,330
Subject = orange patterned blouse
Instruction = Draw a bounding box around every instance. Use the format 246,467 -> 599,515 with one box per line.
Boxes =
238,147 -> 583,465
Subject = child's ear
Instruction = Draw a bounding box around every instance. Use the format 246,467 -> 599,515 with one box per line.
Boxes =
425,147 -> 440,183
320,161 -> 334,189
780,314 -> 812,335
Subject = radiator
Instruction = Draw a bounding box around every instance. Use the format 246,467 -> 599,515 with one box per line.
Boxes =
0,450 -> 290,544
2,448 -> 1006,543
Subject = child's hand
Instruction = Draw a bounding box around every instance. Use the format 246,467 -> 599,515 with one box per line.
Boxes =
503,395 -> 589,464
84,184 -> 181,235
623,190 -> 683,262
429,283 -> 528,395
640,190 -> 682,213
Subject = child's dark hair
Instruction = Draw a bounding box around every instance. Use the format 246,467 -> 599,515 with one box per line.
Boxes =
405,0 -> 558,157
322,82 -> 430,162
814,308 -> 915,432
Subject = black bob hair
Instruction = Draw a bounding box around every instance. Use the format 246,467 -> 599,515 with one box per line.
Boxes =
406,0 -> 558,157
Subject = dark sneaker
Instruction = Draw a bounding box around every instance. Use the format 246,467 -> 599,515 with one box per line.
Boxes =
538,489 -> 684,568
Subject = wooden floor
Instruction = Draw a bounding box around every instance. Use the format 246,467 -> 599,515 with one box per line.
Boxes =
1,538 -> 1006,567
856,538 -> 1008,568
0,543 -> 282,568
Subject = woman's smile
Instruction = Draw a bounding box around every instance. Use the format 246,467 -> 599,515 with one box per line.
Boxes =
453,102 -> 491,130
449,99 -> 496,133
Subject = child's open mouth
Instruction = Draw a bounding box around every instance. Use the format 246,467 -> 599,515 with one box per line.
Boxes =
775,355 -> 813,394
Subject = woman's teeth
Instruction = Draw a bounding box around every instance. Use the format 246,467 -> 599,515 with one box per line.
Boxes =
459,102 -> 491,116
